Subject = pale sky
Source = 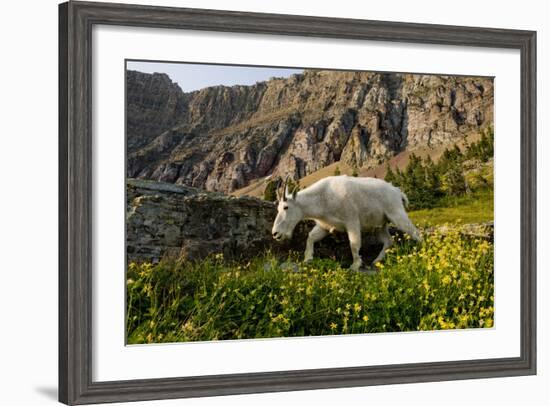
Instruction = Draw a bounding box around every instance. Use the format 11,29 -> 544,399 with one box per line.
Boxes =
127,61 -> 303,93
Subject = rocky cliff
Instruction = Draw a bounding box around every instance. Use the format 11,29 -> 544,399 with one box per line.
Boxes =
126,71 -> 191,151
127,69 -> 493,193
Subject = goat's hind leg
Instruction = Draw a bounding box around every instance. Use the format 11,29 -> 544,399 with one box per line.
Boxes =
304,223 -> 329,262
387,209 -> 422,242
372,225 -> 392,265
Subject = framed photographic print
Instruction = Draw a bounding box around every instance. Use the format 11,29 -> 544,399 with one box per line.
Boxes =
59,1 -> 536,404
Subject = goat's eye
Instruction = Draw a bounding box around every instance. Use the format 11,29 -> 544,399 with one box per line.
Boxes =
283,206 -> 288,210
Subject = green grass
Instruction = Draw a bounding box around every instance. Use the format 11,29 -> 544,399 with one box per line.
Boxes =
408,189 -> 493,227
126,226 -> 494,344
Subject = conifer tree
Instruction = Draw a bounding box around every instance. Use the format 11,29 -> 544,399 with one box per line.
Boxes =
385,165 -> 397,185
263,178 -> 280,202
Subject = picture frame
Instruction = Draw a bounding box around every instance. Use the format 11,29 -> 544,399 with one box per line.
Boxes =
59,1 -> 536,404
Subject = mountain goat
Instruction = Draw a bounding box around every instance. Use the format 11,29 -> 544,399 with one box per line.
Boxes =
271,175 -> 421,271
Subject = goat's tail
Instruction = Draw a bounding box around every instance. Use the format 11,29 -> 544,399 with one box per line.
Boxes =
400,191 -> 409,209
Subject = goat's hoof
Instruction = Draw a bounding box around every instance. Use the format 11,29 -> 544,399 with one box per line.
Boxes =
358,266 -> 378,275
280,261 -> 300,273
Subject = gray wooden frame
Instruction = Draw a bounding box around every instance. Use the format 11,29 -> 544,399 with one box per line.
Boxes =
59,1 -> 537,404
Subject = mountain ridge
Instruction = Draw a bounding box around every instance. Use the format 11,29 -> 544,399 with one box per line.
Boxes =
126,69 -> 493,194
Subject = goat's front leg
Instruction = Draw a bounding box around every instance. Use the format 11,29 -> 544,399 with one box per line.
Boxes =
346,223 -> 363,271
304,224 -> 328,262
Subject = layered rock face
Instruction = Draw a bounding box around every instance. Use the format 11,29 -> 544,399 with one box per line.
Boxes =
127,69 -> 493,193
126,71 -> 190,151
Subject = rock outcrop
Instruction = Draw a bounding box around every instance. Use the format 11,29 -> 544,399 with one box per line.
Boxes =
127,178 -> 275,262
127,70 -> 493,194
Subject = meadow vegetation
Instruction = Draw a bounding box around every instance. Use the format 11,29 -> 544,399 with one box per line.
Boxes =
127,226 -> 494,344
409,189 -> 493,226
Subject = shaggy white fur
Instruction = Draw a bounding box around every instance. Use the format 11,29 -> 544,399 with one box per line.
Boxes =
272,176 -> 421,271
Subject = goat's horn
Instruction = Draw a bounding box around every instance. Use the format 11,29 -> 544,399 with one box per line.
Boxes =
275,177 -> 283,201
281,175 -> 291,201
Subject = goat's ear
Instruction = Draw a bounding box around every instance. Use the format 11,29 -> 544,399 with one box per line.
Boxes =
290,179 -> 299,200
284,184 -> 291,200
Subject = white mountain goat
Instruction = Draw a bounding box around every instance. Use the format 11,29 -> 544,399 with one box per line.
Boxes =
271,175 -> 421,271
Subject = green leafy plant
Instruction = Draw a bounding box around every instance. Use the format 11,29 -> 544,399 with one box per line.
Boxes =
127,225 -> 493,344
